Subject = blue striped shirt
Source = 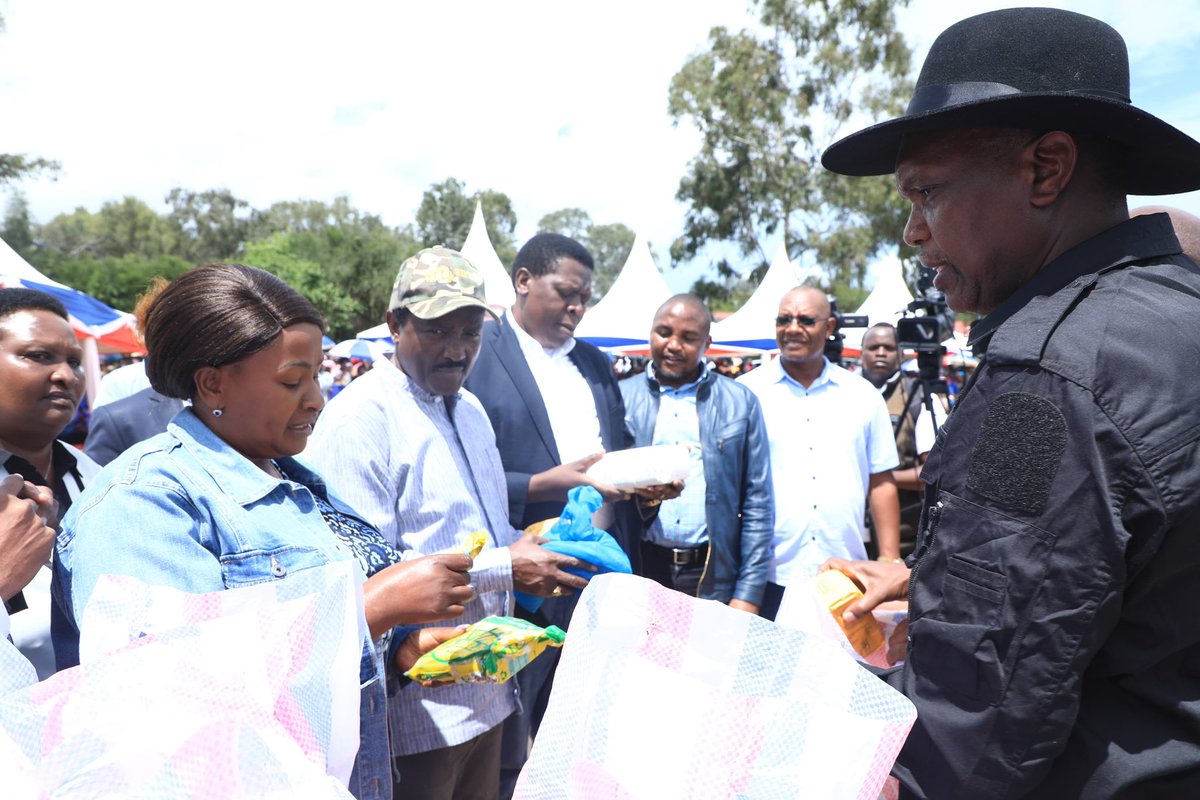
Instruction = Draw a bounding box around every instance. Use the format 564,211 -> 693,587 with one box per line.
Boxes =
303,357 -> 518,756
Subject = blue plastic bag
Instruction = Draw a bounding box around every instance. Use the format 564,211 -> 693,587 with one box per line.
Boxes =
515,486 -> 632,613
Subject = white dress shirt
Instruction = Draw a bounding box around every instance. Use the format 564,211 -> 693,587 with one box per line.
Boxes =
506,311 -> 604,463
738,358 -> 898,584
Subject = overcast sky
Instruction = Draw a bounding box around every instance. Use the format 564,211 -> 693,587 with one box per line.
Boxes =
3,0 -> 1198,291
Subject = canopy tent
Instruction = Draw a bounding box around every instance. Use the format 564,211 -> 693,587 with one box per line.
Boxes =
461,199 -> 515,312
1,236 -> 143,405
574,232 -> 673,352
840,260 -> 915,357
709,243 -> 818,353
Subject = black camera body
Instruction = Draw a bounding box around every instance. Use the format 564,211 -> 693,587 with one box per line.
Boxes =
896,270 -> 953,388
824,297 -> 869,365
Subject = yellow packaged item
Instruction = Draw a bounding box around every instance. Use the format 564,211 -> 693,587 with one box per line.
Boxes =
523,518 -> 557,538
814,569 -> 885,657
405,615 -> 566,687
458,530 -> 488,559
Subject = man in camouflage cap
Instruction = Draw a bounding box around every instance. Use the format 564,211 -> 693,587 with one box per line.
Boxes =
307,246 -> 592,799
389,245 -> 499,327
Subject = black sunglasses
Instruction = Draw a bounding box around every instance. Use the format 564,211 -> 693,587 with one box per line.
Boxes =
775,314 -> 828,328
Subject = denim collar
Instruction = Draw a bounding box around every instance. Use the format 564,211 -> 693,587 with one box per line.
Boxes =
166,408 -> 324,506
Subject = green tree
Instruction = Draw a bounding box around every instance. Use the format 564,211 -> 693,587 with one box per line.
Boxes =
166,188 -> 252,263
97,197 -> 178,259
32,252 -> 190,312
668,0 -> 914,303
243,232 -> 360,336
584,222 -> 636,298
0,154 -> 60,188
415,179 -> 518,266
2,194 -> 35,258
536,208 -> 591,241
38,207 -> 104,257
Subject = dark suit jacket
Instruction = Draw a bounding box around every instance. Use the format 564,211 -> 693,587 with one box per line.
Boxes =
464,318 -> 641,572
83,387 -> 184,466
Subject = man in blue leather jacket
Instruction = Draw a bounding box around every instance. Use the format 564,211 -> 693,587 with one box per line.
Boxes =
620,294 -> 772,612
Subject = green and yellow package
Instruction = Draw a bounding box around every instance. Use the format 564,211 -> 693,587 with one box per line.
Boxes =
405,615 -> 566,687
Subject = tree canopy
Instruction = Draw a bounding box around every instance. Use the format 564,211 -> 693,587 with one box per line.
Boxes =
669,0 -> 914,306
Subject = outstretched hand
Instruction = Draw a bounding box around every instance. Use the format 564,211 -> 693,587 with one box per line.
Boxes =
819,558 -> 910,623
528,453 -> 628,504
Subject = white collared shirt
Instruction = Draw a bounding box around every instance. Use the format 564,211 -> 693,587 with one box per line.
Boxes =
738,357 -> 898,584
506,309 -> 604,463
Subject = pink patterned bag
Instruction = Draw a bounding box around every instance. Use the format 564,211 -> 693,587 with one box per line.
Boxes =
515,574 -> 915,800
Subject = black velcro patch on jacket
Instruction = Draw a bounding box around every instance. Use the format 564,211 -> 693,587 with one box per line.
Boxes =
965,392 -> 1067,514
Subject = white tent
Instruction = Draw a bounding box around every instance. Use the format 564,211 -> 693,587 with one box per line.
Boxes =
709,243 -> 818,352
461,199 -> 515,312
841,260 -> 915,354
574,232 -> 672,350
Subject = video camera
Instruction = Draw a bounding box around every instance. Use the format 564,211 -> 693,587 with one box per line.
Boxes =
824,297 -> 869,366
895,268 -> 953,393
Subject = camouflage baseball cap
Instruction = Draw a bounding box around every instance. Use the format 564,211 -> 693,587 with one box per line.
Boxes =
389,246 -> 499,321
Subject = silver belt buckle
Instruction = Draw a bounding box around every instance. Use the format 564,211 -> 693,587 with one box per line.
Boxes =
672,548 -> 692,566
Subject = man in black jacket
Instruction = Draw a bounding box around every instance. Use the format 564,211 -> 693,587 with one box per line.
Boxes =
821,8 -> 1200,798
620,294 -> 772,612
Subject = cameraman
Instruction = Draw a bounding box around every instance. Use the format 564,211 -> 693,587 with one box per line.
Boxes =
859,323 -> 947,555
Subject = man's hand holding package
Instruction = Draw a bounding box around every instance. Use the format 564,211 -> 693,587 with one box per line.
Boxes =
510,533 -> 596,597
820,558 -> 910,623
363,553 -> 475,637
528,453 -> 627,504
394,626 -> 464,674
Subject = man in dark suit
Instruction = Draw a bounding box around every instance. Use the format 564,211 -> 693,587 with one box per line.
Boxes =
464,232 -> 641,798
83,387 -> 184,466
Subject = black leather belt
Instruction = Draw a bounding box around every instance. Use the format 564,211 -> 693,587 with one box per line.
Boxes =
649,542 -> 708,567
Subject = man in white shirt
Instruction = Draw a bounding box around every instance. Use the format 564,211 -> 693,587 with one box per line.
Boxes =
738,286 -> 900,620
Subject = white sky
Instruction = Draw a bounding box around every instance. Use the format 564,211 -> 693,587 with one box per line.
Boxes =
3,0 -> 1199,292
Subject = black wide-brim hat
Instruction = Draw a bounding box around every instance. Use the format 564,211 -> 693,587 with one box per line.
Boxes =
822,7 -> 1200,195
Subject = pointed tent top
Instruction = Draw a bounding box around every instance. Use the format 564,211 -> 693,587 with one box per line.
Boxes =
574,232 -> 673,349
710,242 -> 816,351
460,199 -> 515,311
840,258 -> 915,353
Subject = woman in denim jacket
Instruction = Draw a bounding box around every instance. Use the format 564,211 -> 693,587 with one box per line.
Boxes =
51,265 -> 474,800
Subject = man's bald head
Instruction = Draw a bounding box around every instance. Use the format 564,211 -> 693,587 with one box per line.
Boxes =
779,286 -> 831,317
653,294 -> 712,339
1131,206 -> 1200,264
649,293 -> 712,387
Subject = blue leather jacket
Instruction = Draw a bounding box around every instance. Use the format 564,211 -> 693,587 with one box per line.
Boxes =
620,369 -> 773,605
52,408 -> 393,800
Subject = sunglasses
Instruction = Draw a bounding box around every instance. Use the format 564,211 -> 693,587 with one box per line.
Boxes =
775,314 -> 828,328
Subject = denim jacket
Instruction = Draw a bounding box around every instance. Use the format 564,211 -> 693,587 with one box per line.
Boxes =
52,408 -> 393,800
620,369 -> 773,605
